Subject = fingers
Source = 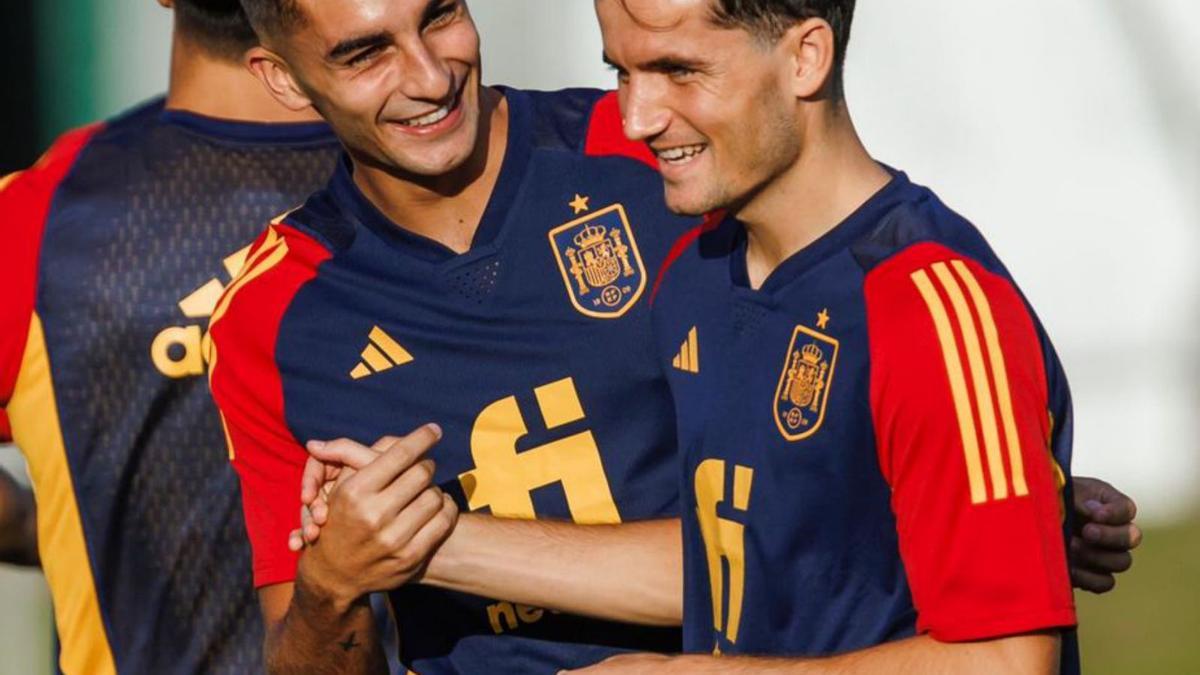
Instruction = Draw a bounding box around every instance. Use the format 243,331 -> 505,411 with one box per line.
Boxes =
352,424 -> 443,492
1070,566 -> 1116,594
398,492 -> 458,570
1072,476 -> 1138,525
300,454 -> 338,506
306,437 -> 381,472
1071,536 -> 1133,572
377,458 -> 439,520
1081,521 -> 1143,551
379,487 -> 450,552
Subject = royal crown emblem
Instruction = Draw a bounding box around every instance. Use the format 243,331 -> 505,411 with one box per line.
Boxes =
549,203 -> 646,319
773,323 -> 839,441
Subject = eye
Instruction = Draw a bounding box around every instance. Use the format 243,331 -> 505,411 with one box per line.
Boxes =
347,45 -> 383,67
606,63 -> 630,85
666,65 -> 697,82
425,1 -> 459,30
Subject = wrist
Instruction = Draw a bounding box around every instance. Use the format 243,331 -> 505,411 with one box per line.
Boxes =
419,511 -> 476,589
294,551 -> 365,618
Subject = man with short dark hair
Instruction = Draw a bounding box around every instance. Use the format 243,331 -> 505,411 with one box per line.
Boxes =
0,1 -> 339,671
563,0 -> 1088,670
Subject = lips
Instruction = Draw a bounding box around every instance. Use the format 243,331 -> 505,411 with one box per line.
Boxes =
388,77 -> 466,134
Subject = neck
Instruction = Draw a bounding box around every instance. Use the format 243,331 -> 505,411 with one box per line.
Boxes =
164,30 -> 322,124
739,101 -> 891,289
352,87 -> 508,254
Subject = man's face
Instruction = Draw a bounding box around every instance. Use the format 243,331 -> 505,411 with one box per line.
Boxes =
280,0 -> 484,177
596,0 -> 801,216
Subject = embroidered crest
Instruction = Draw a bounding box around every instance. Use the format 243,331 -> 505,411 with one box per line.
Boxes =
772,324 -> 839,441
549,203 -> 647,319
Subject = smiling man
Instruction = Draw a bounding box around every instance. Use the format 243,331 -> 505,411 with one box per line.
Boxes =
211,0 -> 696,672
577,0 -> 1082,671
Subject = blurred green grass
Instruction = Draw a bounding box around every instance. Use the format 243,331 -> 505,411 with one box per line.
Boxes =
1077,513 -> 1200,674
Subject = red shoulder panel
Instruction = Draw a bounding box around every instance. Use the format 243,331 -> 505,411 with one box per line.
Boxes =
0,124 -> 103,414
864,241 -> 1075,642
584,91 -> 658,170
208,222 -> 332,588
650,211 -> 724,305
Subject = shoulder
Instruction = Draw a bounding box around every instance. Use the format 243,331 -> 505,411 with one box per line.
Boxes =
520,87 -> 657,169
651,212 -> 732,305
208,219 -> 334,369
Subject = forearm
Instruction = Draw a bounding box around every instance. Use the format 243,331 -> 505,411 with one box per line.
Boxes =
642,634 -> 1060,675
264,572 -> 388,675
0,470 -> 38,566
422,514 -> 682,626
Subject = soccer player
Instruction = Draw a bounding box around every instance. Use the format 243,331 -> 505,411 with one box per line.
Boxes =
0,0 -> 340,671
570,0 -> 1086,670
219,1 -> 1139,674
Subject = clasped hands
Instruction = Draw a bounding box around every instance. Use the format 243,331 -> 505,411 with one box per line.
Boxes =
288,424 -> 459,604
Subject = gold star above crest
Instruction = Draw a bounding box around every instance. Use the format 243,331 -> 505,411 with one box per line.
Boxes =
569,194 -> 590,215
816,308 -> 831,330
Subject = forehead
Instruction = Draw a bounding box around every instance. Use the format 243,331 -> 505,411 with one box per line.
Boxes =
290,0 -> 434,47
596,0 -> 749,62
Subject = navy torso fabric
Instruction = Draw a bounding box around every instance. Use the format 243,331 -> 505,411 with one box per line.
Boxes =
653,171 -> 1079,671
33,100 -> 339,673
240,88 -> 696,673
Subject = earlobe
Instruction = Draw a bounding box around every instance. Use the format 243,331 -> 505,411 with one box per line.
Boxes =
245,47 -> 315,112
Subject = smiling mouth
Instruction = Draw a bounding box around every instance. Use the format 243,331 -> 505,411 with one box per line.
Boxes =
654,143 -> 707,165
394,81 -> 464,128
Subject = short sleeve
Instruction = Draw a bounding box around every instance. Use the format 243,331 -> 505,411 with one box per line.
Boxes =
208,223 -> 331,588
865,242 -> 1076,642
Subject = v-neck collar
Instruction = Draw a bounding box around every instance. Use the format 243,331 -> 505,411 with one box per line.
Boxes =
329,86 -> 532,265
730,167 -> 915,299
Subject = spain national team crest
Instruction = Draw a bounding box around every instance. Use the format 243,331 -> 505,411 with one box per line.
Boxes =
549,203 -> 647,319
772,324 -> 839,441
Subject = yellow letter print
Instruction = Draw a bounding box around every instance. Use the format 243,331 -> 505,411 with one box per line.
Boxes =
459,377 -> 621,524
694,459 -> 754,646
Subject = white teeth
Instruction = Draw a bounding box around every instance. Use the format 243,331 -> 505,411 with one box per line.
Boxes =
657,144 -> 706,163
399,105 -> 451,127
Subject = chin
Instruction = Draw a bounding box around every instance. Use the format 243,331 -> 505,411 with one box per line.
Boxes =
663,187 -> 722,218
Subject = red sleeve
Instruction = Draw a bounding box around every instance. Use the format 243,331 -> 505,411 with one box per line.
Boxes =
0,125 -> 103,427
207,223 -> 331,588
865,242 -> 1075,642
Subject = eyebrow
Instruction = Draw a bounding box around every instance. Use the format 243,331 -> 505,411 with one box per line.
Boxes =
328,32 -> 391,61
602,51 -> 706,73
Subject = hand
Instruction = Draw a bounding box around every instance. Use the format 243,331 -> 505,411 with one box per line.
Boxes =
562,653 -> 677,674
288,438 -> 386,552
296,425 -> 459,607
1070,476 -> 1142,593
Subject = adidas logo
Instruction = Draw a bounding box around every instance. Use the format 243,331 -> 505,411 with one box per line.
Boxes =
672,326 -> 699,374
151,245 -> 252,379
350,326 -> 414,380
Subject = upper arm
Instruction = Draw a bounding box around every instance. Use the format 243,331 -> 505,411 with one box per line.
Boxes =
0,126 -> 101,432
208,224 -> 331,588
865,242 -> 1075,642
259,581 -> 297,630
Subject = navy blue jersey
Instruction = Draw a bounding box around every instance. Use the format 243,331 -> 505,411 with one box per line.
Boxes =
208,87 -> 698,674
0,99 -> 340,673
652,170 -> 1079,666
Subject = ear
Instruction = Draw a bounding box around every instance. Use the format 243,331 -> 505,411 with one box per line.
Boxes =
781,17 -> 836,100
245,46 -> 315,112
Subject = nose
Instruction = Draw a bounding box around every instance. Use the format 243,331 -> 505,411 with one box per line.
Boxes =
620,75 -> 670,142
397,39 -> 455,102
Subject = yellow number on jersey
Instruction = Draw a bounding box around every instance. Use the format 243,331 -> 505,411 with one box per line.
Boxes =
459,377 -> 621,524
694,459 -> 754,646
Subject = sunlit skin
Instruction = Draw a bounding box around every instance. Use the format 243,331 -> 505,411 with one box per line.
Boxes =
596,0 -> 890,286
246,0 -> 507,251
